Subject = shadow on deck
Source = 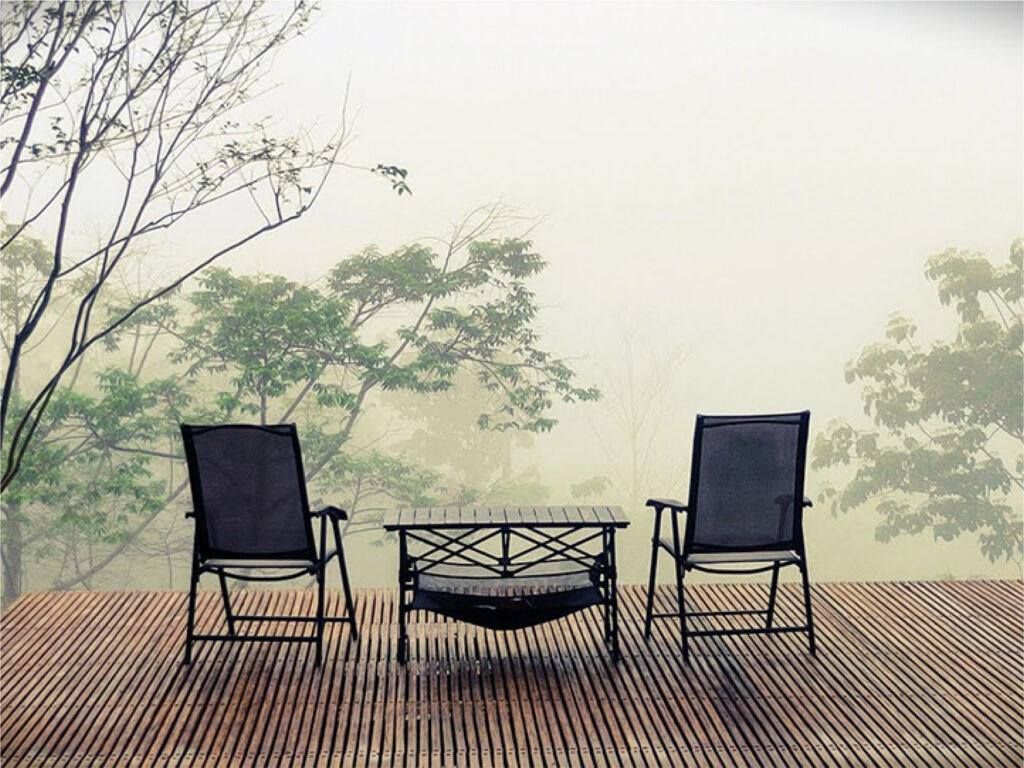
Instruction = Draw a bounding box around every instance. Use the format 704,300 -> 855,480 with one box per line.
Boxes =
2,581 -> 1021,766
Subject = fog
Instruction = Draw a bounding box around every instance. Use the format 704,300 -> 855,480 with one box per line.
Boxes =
5,1 -> 1022,595
249,1 -> 1023,586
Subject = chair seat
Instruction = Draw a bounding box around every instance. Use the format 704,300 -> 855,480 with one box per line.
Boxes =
658,538 -> 799,565
687,548 -> 799,566
203,558 -> 316,569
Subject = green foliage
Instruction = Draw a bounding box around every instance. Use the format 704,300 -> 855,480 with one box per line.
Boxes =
813,240 -> 1023,562
571,475 -> 612,501
175,237 -> 598,434
372,164 -> 411,196
172,269 -> 359,418
0,222 -> 57,351
329,237 -> 599,432
1,209 -> 597,595
308,442 -> 451,534
2,368 -> 176,576
0,221 -> 50,281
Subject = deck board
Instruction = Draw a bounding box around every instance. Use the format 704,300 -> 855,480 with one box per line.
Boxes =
1,581 -> 1021,766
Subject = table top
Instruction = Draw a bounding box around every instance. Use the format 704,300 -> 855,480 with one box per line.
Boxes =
383,505 -> 629,531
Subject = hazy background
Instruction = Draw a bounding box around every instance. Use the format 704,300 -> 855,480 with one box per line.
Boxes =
7,1 -> 1022,592
246,1 -> 1022,586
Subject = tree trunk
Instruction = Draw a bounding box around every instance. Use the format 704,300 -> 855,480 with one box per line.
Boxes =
2,509 -> 23,607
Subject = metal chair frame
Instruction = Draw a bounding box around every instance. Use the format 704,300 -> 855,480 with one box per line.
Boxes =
642,411 -> 816,659
181,424 -> 357,666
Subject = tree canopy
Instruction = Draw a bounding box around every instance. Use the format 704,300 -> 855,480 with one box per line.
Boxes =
0,206 -> 598,601
813,240 -> 1023,563
0,1 -> 405,492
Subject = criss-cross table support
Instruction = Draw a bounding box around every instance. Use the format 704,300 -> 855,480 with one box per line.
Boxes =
384,506 -> 629,663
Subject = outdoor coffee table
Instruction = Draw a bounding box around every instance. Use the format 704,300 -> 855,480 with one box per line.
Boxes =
383,505 -> 629,662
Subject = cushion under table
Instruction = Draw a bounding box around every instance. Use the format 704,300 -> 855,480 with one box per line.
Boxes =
410,571 -> 603,631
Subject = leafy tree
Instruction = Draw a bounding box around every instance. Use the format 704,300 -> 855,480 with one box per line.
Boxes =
174,207 -> 596,519
0,1 -> 404,491
571,475 -> 612,502
813,240 -> 1023,563
22,208 -> 598,595
2,368 -> 184,600
172,268 -> 357,423
309,448 -> 451,540
0,223 -> 179,602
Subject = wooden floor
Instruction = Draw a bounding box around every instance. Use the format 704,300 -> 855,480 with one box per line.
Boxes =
1,581 -> 1021,767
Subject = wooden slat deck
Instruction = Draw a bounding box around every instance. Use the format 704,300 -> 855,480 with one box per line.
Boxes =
1,581 -> 1021,766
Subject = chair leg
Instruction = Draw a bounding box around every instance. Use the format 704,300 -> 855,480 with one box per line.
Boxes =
800,559 -> 816,655
765,563 -> 781,630
643,508 -> 662,639
315,565 -> 326,667
603,585 -> 611,643
184,554 -> 199,665
397,596 -> 409,664
217,572 -> 236,636
331,516 -> 358,642
677,562 -> 689,662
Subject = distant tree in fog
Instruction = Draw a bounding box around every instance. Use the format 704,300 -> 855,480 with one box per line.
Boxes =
382,372 -> 554,518
587,330 -> 689,511
1,223 -> 188,603
813,240 -> 1023,563
570,475 -> 611,502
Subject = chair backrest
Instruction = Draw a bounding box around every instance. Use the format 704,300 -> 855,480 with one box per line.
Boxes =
180,424 -> 317,562
684,411 -> 810,554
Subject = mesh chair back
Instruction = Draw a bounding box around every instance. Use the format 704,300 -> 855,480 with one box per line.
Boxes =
181,424 -> 316,562
686,412 -> 809,553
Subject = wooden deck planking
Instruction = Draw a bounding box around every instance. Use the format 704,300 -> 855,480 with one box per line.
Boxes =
2,581 -> 1021,767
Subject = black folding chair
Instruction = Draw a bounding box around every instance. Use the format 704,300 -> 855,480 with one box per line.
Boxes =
642,411 -> 816,658
180,423 -> 357,665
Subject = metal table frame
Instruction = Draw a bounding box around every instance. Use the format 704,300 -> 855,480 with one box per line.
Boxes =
383,506 -> 629,663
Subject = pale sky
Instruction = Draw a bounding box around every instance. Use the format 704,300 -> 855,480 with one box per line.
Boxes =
23,1 -> 1018,581
233,0 -> 1022,423
240,1 -> 1021,581
28,1 -> 1022,387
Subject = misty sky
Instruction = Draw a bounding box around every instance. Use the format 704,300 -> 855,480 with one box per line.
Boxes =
240,2 -> 1021,377
62,1 -> 1019,582
217,0 -> 1021,470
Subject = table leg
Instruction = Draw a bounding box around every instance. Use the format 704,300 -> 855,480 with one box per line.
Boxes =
608,526 -> 621,661
398,530 -> 409,664
601,528 -> 610,643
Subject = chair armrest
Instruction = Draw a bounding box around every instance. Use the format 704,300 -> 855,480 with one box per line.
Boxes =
645,498 -> 688,513
774,494 -> 814,510
311,505 -> 348,521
